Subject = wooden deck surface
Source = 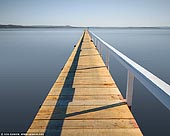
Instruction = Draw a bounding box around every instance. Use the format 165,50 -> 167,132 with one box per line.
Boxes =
27,30 -> 143,136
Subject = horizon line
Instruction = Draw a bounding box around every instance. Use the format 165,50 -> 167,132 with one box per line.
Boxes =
0,24 -> 170,28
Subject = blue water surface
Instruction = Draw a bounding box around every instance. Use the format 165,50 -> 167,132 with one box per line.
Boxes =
0,28 -> 170,135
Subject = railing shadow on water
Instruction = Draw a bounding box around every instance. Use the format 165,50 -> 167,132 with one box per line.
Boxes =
44,33 -> 84,136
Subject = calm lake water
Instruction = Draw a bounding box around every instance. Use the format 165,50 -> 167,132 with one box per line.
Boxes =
0,28 -> 170,135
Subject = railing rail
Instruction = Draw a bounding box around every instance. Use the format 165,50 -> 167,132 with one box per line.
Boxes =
89,30 -> 170,110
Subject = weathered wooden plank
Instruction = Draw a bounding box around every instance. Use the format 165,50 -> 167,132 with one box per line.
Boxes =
58,72 -> 111,77
56,76 -> 114,83
42,100 -> 124,106
35,104 -> 133,120
44,95 -> 121,101
55,78 -> 115,85
61,68 -> 110,73
29,119 -> 138,129
48,88 -> 121,96
28,128 -> 142,136
42,95 -> 122,105
53,83 -> 117,88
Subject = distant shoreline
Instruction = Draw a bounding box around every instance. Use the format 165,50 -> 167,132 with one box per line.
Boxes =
0,24 -> 170,29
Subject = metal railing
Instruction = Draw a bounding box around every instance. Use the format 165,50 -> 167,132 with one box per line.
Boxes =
89,30 -> 170,110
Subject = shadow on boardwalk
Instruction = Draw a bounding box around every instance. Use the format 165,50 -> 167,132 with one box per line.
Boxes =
44,33 -> 84,135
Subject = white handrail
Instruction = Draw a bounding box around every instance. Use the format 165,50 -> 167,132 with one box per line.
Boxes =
89,30 -> 170,110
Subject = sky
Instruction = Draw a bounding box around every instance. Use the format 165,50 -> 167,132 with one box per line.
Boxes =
0,0 -> 170,27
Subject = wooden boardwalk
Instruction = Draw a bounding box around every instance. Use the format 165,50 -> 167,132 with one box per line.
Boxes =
27,30 -> 143,136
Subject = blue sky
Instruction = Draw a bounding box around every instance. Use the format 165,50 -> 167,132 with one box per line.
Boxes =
0,0 -> 170,27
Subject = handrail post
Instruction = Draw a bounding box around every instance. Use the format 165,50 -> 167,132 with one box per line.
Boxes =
106,49 -> 110,70
126,70 -> 134,109
96,39 -> 98,48
99,42 -> 102,56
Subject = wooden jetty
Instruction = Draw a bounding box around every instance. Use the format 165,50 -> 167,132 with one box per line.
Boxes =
27,30 -> 143,136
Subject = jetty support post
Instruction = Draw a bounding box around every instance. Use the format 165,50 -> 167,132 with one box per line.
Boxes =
126,70 -> 134,109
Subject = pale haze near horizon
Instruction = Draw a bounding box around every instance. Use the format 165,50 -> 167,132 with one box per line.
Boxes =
0,0 -> 170,27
